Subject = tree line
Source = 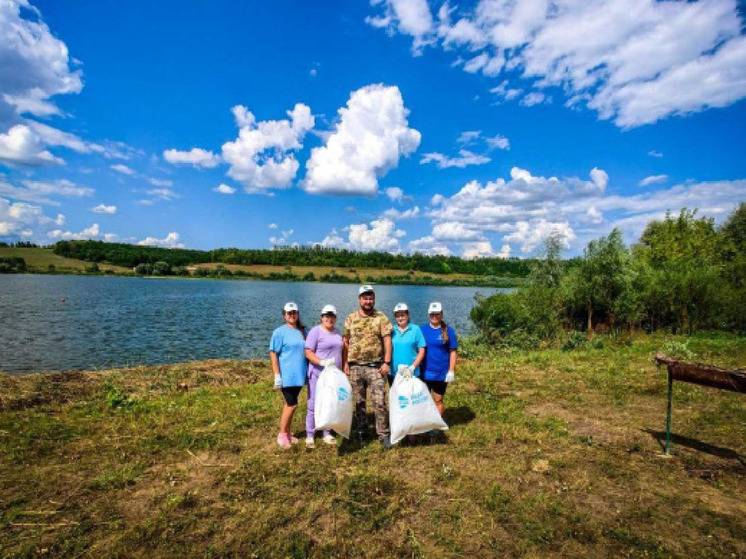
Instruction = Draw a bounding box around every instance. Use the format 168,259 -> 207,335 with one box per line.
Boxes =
52,241 -> 535,277
471,203 -> 746,346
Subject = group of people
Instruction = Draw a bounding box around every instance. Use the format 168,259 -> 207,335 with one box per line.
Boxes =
269,284 -> 459,449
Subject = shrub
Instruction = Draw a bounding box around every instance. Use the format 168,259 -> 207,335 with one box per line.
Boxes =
0,257 -> 27,273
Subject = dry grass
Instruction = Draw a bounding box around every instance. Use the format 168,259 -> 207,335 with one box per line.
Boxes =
1,333 -> 744,558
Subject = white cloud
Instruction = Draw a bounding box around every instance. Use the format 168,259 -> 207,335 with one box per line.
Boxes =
381,205 -> 420,220
639,174 -> 668,187
146,188 -> 178,201
375,0 -> 746,127
497,243 -> 511,259
408,235 -> 451,256
648,150 -> 664,158
432,221 -> 483,241
163,147 -> 221,168
504,220 -> 576,253
213,183 -> 236,195
420,149 -> 490,169
457,130 -> 481,144
48,223 -> 101,241
585,206 -> 604,224
221,103 -> 314,192
0,124 -> 63,166
0,0 -> 82,119
320,218 -> 405,252
0,196 -> 59,238
23,179 -> 93,197
268,223 -> 278,229
462,240 -> 496,259
303,84 -> 421,195
147,177 -> 173,187
92,204 -> 116,214
385,186 -> 406,202
269,228 -> 294,246
485,134 -> 510,150
366,0 -> 434,55
137,231 -> 184,248
111,163 -> 135,175
490,80 -> 523,103
520,92 -> 548,107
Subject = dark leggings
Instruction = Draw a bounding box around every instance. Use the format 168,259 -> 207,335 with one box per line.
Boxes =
281,386 -> 302,406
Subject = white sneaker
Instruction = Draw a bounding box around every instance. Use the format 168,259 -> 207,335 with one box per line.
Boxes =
322,434 -> 336,445
305,436 -> 315,448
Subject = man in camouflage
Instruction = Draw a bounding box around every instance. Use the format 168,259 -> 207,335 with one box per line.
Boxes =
343,285 -> 393,448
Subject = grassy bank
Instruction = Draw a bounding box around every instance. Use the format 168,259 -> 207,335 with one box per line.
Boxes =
1,333 -> 745,557
0,247 -> 520,287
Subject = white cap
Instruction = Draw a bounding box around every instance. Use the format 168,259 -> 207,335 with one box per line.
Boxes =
428,301 -> 443,314
358,284 -> 375,295
321,304 -> 337,316
393,302 -> 409,313
283,301 -> 298,312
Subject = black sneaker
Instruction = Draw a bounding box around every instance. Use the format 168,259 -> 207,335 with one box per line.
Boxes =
380,435 -> 392,450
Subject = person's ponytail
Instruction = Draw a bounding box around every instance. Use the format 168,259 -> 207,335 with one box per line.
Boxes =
440,320 -> 449,344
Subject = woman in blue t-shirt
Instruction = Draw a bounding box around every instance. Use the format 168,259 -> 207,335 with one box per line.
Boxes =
421,301 -> 458,417
269,301 -> 308,449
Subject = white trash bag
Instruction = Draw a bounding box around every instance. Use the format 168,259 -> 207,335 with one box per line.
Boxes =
314,363 -> 354,438
389,366 -> 448,444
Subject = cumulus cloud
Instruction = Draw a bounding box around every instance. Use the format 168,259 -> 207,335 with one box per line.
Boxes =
520,92 -> 548,107
462,240 -> 496,259
0,0 -> 82,119
385,186 -> 407,202
48,222 -> 102,241
373,0 -> 746,127
147,177 -> 173,187
0,196 -> 58,238
485,134 -> 510,150
420,149 -> 490,169
137,231 -> 184,248
92,204 -> 116,214
408,235 -> 451,256
457,130 -> 481,145
269,228 -> 294,246
163,147 -> 221,168
0,124 -> 63,166
432,221 -> 484,241
303,84 -> 421,195
639,174 -> 668,187
221,103 -> 314,192
366,0 -> 434,55
111,163 -> 135,175
213,183 -> 236,195
320,218 -> 406,252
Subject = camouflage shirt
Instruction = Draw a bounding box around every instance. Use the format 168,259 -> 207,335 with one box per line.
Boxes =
344,309 -> 393,364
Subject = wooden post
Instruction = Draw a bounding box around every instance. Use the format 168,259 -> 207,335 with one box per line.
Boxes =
665,371 -> 673,455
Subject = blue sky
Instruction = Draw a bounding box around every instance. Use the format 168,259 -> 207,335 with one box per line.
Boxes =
1,0 -> 745,257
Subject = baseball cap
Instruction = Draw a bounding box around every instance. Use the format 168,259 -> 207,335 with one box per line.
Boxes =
358,284 -> 375,295
428,301 -> 443,314
283,301 -> 299,312
393,302 -> 409,313
321,304 -> 337,316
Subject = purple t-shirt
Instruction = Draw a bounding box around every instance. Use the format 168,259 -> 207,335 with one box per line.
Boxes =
305,325 -> 343,377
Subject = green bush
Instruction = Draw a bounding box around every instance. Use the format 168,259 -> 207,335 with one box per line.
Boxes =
0,257 -> 27,273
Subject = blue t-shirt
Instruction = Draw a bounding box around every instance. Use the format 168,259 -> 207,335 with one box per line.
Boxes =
391,324 -> 427,377
269,325 -> 307,387
420,323 -> 458,381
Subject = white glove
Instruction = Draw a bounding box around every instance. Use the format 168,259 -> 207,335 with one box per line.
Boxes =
319,358 -> 335,368
396,364 -> 412,378
445,370 -> 455,383
273,374 -> 282,389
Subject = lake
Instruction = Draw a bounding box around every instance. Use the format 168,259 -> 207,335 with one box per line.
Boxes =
0,275 -> 502,373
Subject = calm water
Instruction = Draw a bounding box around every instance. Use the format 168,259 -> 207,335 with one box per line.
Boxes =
0,275 -> 501,373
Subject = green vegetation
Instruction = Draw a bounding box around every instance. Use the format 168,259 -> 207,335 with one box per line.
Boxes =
0,247 -> 130,275
52,239 -> 534,278
0,256 -> 26,273
1,333 -> 744,557
472,204 -> 746,345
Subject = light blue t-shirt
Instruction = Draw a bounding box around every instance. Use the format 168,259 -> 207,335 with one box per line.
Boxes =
391,323 -> 427,377
269,325 -> 307,387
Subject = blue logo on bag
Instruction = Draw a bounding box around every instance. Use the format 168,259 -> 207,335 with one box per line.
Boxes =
337,387 -> 349,401
411,391 -> 427,405
398,395 -> 409,409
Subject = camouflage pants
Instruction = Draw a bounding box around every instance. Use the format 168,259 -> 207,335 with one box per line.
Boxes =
349,364 -> 389,437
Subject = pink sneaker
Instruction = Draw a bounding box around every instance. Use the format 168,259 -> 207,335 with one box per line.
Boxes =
288,435 -> 299,445
276,433 -> 291,449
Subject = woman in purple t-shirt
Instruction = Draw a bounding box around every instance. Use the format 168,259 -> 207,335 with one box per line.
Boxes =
303,304 -> 344,448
